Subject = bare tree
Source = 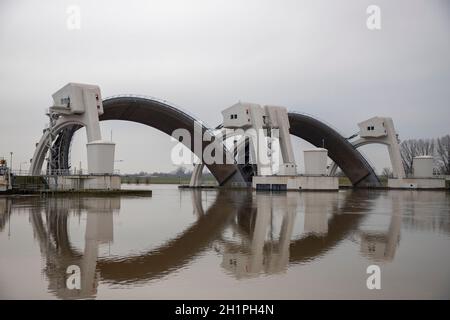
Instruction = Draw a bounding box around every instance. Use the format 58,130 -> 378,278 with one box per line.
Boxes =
400,140 -> 416,175
436,135 -> 450,174
400,138 -> 435,175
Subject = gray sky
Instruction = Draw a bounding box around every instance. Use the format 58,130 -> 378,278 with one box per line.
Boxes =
0,0 -> 449,174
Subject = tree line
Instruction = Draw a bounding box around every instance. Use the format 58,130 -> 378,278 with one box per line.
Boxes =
398,134 -> 450,176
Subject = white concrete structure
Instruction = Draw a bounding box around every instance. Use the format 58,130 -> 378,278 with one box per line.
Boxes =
413,156 -> 434,178
30,83 -> 116,176
387,178 -> 445,189
264,105 -> 297,175
304,148 -> 328,175
357,117 -> 406,179
47,175 -> 121,191
252,175 -> 338,191
86,140 -> 115,174
222,102 -> 296,176
328,116 -> 405,179
327,116 -> 445,189
222,102 -> 339,191
355,117 -> 445,189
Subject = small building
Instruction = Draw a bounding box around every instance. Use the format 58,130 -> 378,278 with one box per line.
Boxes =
413,156 -> 434,178
304,148 -> 328,175
222,102 -> 262,129
358,117 -> 388,138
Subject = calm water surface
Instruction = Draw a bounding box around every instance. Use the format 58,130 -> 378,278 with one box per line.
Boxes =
1,184 -> 449,299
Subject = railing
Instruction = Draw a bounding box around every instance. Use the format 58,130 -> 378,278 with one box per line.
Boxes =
10,170 -> 31,176
104,94 -> 215,130
11,169 -> 121,176
395,173 -> 450,180
287,109 -> 349,138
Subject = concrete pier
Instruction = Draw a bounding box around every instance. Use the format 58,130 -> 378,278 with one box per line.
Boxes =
252,175 -> 339,191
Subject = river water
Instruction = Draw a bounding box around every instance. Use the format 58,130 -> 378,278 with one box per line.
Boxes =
0,185 -> 449,299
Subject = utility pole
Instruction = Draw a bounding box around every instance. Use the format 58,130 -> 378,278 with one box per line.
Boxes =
19,162 -> 27,175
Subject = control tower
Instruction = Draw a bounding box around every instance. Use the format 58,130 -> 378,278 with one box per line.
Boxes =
30,83 -> 120,190
50,83 -> 116,174
221,102 -> 338,191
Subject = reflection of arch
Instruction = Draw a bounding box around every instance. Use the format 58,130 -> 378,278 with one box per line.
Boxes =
26,190 -> 376,290
190,113 -> 381,187
98,191 -> 242,283
289,190 -> 377,263
220,191 -> 377,271
31,96 -> 248,186
27,191 -> 243,290
30,204 -> 85,299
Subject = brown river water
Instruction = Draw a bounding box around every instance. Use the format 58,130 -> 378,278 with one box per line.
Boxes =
1,184 -> 449,299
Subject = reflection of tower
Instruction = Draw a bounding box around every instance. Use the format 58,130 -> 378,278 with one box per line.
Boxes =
79,198 -> 116,297
267,193 -> 296,273
0,198 -> 11,232
32,197 -> 119,299
360,193 -> 401,262
191,189 -> 205,218
303,192 -> 336,235
220,192 -> 297,278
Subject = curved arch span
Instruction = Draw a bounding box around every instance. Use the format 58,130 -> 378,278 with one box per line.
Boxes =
287,112 -> 381,187
45,98 -> 380,187
190,113 -> 381,187
35,96 -> 248,186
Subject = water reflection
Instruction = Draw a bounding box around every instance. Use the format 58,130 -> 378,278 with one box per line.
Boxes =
0,198 -> 11,233
30,197 -> 119,299
1,189 -> 449,299
218,193 -> 297,278
31,191 -> 375,294
358,193 -> 402,262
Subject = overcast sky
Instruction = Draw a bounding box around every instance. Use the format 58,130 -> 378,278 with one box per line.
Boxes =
0,0 -> 449,174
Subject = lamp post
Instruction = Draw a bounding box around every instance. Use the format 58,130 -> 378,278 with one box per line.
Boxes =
114,159 -> 123,175
19,162 -> 28,175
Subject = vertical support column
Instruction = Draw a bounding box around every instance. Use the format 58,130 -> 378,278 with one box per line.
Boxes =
82,89 -> 102,143
265,106 -> 297,175
384,118 -> 406,179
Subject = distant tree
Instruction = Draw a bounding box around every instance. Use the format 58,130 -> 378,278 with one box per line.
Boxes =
436,135 -> 450,175
400,138 -> 435,175
171,166 -> 193,178
381,167 -> 393,178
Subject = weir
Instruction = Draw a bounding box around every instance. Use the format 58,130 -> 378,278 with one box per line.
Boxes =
24,83 -> 447,192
